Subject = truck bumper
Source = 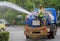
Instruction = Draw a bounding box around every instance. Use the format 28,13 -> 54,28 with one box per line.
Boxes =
24,26 -> 48,38
24,31 -> 48,38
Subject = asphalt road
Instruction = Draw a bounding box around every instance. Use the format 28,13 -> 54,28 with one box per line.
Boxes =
6,26 -> 60,41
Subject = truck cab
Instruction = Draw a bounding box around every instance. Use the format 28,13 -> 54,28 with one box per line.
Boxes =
24,8 -> 57,39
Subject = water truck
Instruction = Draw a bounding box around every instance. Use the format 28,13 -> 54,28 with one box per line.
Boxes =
24,8 -> 57,39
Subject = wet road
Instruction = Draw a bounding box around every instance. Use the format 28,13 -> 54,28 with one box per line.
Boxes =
6,26 -> 60,41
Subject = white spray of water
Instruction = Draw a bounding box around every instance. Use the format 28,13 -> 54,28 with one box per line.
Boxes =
0,1 -> 54,20
0,1 -> 31,15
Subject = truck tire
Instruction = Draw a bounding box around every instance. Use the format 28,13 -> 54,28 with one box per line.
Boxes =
48,31 -> 55,39
55,25 -> 57,35
50,31 -> 55,39
48,24 -> 55,39
47,35 -> 51,39
51,24 -> 56,39
1,28 -> 5,31
51,24 -> 57,35
26,35 -> 29,38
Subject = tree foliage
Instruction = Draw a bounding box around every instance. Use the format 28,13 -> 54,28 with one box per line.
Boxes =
0,0 -> 60,10
0,0 -> 60,24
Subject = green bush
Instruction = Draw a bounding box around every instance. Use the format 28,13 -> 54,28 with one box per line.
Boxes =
0,32 -> 9,41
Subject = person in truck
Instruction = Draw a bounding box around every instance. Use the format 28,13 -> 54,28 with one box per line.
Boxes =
38,4 -> 45,26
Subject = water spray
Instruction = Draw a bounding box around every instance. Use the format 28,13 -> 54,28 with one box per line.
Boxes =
0,1 -> 32,15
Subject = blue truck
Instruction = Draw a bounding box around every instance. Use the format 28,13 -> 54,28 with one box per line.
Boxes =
24,8 -> 57,39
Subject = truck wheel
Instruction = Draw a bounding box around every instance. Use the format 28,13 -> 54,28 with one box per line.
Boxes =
1,28 -> 5,31
55,25 -> 57,35
26,35 -> 29,38
3,28 -> 5,31
51,24 -> 57,35
50,31 -> 55,39
47,35 -> 51,39
48,31 -> 55,39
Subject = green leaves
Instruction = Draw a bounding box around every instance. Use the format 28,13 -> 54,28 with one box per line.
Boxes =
1,0 -> 60,10
0,31 -> 9,41
0,0 -> 60,25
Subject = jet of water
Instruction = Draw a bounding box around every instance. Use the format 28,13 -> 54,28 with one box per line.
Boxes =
0,1 -> 32,15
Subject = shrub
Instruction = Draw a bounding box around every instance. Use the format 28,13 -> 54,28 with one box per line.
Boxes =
0,31 -> 9,41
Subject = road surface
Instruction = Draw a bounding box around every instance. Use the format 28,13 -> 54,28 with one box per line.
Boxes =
6,26 -> 60,41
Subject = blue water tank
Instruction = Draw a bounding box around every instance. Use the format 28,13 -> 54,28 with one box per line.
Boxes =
45,8 -> 57,23
25,8 -> 57,28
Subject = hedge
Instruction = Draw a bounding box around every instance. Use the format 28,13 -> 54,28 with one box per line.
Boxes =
0,31 -> 9,41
